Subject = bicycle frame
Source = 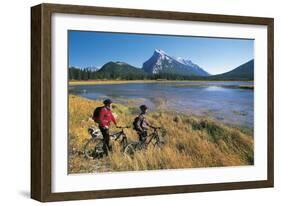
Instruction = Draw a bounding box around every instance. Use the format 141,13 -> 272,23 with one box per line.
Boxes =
84,127 -> 130,159
110,129 -> 128,148
144,128 -> 160,146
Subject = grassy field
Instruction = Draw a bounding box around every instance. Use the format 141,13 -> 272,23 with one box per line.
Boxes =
68,94 -> 254,174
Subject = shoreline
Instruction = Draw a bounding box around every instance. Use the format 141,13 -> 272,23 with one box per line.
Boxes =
70,94 -> 254,132
69,79 -> 254,86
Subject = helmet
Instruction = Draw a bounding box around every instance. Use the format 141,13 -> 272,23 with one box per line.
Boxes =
140,105 -> 148,111
103,99 -> 112,105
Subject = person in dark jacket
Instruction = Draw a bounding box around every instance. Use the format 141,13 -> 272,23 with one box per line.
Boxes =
98,99 -> 117,155
133,105 -> 151,143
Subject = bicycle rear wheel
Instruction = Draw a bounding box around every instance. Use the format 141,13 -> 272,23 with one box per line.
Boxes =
83,138 -> 104,159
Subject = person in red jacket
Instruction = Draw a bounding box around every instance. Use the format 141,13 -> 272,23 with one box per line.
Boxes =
98,99 -> 117,155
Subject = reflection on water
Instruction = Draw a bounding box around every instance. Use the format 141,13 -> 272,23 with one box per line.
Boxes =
69,81 -> 253,128
204,86 -> 227,91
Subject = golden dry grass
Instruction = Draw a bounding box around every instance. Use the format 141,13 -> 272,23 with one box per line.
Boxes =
68,94 -> 254,174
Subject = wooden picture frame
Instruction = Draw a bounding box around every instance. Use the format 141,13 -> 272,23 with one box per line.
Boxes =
31,3 -> 274,202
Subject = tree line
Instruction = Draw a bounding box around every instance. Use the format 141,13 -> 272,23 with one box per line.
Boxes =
68,67 -> 211,81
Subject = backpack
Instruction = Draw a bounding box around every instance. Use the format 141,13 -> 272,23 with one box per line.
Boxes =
133,115 -> 142,131
92,106 -> 103,123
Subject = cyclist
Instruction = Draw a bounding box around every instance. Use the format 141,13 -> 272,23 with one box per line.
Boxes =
98,99 -> 117,156
133,105 -> 152,143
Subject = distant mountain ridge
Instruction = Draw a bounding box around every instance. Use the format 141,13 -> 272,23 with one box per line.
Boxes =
69,49 -> 254,81
142,49 -> 209,76
208,59 -> 254,81
93,61 -> 147,79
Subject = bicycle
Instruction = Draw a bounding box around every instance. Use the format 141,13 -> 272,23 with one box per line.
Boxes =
124,126 -> 166,155
84,126 -> 130,159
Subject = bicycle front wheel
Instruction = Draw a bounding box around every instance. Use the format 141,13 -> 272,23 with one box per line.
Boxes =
153,136 -> 165,149
123,143 -> 136,156
83,138 -> 104,159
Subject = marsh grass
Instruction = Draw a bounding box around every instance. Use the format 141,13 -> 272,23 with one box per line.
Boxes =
68,95 -> 254,174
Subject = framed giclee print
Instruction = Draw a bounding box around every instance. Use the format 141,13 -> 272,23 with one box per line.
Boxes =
31,3 -> 274,202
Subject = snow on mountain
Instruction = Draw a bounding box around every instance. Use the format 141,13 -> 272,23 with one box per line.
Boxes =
146,49 -> 175,74
115,61 -> 129,66
176,57 -> 206,72
176,57 -> 187,65
142,49 -> 209,76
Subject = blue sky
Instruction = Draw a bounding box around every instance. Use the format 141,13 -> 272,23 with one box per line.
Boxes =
68,30 -> 254,75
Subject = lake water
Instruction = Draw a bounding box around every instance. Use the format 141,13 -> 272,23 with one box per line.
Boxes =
69,81 -> 254,129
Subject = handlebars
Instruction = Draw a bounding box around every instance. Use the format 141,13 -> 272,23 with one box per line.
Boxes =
116,126 -> 131,129
150,126 -> 162,130
117,125 -> 162,130
94,125 -> 162,130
